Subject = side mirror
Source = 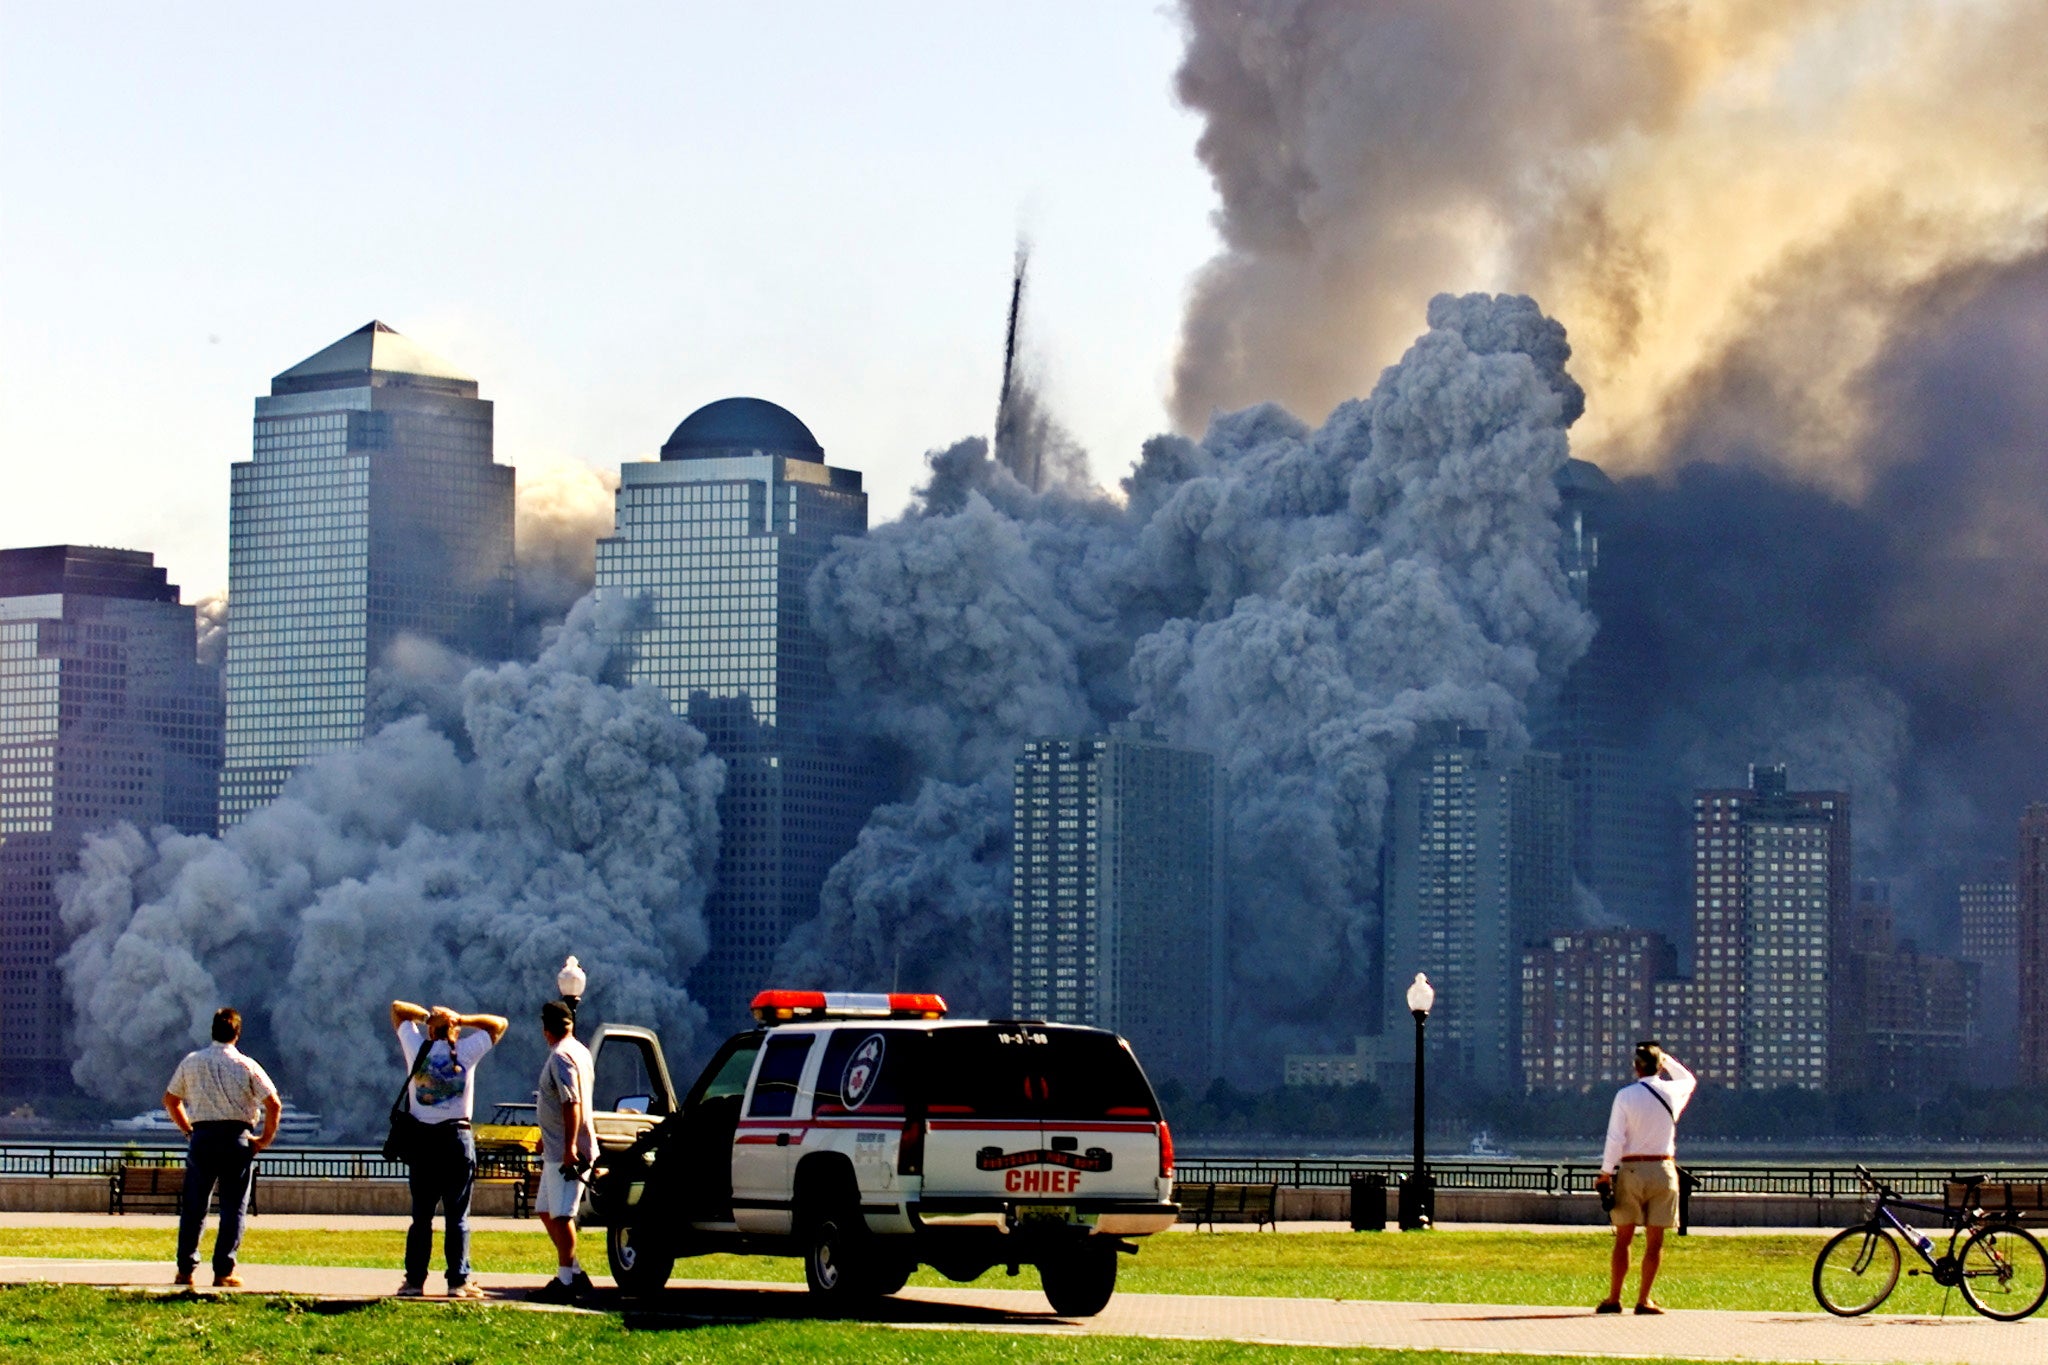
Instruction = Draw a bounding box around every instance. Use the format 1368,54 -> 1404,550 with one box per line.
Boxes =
614,1095 -> 652,1115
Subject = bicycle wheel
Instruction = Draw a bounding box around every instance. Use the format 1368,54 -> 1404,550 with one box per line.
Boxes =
1959,1222 -> 2048,1321
1813,1225 -> 1901,1316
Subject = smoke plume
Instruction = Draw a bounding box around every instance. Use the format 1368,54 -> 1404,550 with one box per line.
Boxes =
515,459 -> 621,644
1169,0 -> 2048,490
192,591 -> 227,669
787,294 -> 1592,1063
59,594 -> 723,1132
1581,247 -> 2048,935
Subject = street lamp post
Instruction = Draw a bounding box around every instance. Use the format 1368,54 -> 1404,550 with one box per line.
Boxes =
557,955 -> 587,1020
1398,973 -> 1435,1230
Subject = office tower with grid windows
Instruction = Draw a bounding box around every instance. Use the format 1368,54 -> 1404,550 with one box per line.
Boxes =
594,398 -> 885,1034
2019,806 -> 2048,1086
1679,764 -> 1849,1089
1009,724 -> 1222,1085
1519,928 -> 1674,1092
1381,725 -> 1574,1092
1959,862 -> 2018,1076
0,546 -> 221,1093
219,322 -> 513,825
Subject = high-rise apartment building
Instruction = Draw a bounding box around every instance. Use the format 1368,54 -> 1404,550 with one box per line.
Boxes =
1959,862 -> 2018,1078
1520,928 -> 1674,1092
220,322 -> 513,824
1833,882 -> 1977,1092
1960,864 -> 2019,964
2018,806 -> 2048,1086
1381,726 -> 1573,1091
1679,765 -> 1849,1089
0,547 -> 221,1093
594,398 -> 885,1032
1009,724 -> 1222,1085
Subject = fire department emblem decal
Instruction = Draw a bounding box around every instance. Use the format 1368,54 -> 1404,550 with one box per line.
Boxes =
841,1033 -> 886,1110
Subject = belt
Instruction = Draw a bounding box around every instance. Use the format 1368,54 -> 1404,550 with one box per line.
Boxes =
191,1119 -> 253,1133
1620,1153 -> 1673,1163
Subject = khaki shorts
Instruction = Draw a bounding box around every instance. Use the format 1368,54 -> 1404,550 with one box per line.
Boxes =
1612,1158 -> 1679,1228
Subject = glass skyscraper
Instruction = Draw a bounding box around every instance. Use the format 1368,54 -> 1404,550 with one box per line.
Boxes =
1010,724 -> 1222,1086
594,397 -> 885,1032
220,322 -> 513,824
0,546 -> 222,1093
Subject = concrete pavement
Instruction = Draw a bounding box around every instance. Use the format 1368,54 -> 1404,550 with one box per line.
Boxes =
0,1256 -> 2041,1362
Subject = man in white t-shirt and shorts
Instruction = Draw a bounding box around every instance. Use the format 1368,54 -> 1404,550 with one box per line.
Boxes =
528,998 -> 598,1303
1594,1041 -> 1696,1315
391,999 -> 507,1298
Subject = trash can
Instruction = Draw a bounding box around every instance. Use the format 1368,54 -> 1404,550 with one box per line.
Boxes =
1349,1172 -> 1387,1231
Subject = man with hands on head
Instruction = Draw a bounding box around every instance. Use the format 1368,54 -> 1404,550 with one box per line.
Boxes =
1594,1041 -> 1696,1316
163,1007 -> 282,1288
391,998 -> 507,1299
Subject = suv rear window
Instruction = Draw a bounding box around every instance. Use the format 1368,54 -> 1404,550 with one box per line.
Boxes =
815,1027 -> 919,1115
921,1025 -> 1158,1121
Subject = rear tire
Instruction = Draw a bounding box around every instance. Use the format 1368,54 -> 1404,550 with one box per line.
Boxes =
606,1222 -> 674,1298
803,1205 -> 880,1301
1040,1240 -> 1118,1317
1812,1225 -> 1900,1317
1959,1223 -> 2048,1322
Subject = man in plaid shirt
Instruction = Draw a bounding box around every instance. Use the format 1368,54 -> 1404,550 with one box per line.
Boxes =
162,1007 -> 282,1287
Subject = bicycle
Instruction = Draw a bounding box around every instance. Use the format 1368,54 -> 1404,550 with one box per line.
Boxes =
1811,1165 -> 2048,1321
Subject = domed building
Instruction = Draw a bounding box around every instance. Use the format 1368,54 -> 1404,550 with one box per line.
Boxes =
594,398 -> 886,1029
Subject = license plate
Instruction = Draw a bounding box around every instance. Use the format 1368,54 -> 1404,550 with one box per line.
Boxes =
1015,1204 -> 1075,1222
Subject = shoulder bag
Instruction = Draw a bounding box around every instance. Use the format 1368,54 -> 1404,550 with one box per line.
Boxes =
381,1033 -> 436,1164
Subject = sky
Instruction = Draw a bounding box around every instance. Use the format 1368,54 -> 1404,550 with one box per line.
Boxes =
0,2 -> 1217,599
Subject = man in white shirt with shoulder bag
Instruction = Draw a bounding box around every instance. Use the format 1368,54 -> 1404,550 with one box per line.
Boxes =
1594,1041 -> 1696,1316
390,998 -> 507,1298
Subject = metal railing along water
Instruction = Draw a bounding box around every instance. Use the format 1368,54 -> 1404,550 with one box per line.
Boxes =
1171,1157 -> 2048,1199
0,1143 -> 538,1181
3,1143 -> 2044,1200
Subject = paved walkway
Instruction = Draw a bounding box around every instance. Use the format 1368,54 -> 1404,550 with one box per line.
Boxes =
0,1211 -> 1841,1236
0,1257 -> 2039,1362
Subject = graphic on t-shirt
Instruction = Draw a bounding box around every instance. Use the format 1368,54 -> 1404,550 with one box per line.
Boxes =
412,1044 -> 466,1109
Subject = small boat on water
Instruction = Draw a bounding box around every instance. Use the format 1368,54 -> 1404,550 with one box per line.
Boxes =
1467,1129 -> 1516,1159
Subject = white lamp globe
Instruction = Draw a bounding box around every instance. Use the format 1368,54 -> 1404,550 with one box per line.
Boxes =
1405,973 -> 1435,1016
557,956 -> 587,998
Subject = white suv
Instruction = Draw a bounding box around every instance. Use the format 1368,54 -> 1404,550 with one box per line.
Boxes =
585,990 -> 1178,1316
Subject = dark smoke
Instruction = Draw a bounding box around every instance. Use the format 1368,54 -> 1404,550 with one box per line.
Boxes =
785,294 -> 1593,1068
58,594 -> 724,1133
1587,246 -> 2048,940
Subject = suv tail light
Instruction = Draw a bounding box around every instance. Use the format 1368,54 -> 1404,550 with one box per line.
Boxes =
897,1118 -> 926,1176
1158,1119 -> 1174,1179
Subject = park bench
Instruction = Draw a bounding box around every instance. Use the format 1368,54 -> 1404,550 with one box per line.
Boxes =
109,1162 -> 260,1215
1948,1180 -> 2048,1220
1179,1181 -> 1279,1231
110,1164 -> 183,1215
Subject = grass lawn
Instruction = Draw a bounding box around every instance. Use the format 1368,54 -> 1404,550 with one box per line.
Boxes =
0,1284 -> 1743,1365
0,1226 -> 1994,1316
